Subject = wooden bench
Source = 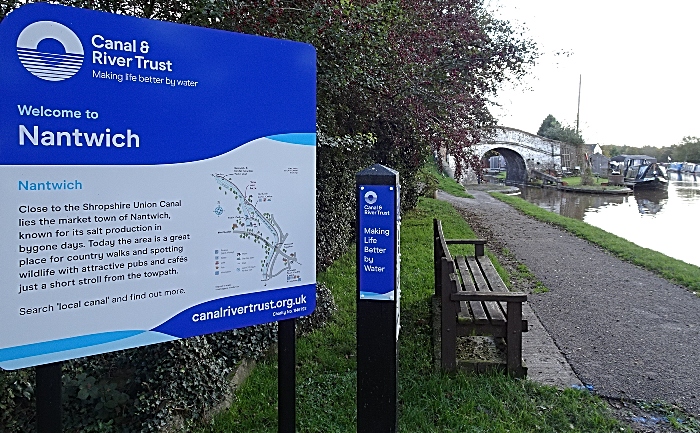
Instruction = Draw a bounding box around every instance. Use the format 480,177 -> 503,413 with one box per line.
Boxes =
433,219 -> 528,377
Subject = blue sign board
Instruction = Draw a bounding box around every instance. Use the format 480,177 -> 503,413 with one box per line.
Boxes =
0,4 -> 316,369
358,185 -> 397,300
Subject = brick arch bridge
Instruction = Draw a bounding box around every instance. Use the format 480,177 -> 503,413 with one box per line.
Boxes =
453,127 -> 579,184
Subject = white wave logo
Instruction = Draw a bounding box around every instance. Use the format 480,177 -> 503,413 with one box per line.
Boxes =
16,21 -> 84,82
364,190 -> 377,205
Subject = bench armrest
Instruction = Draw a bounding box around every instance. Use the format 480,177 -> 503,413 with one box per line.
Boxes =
445,239 -> 487,245
450,292 -> 527,303
445,239 -> 487,256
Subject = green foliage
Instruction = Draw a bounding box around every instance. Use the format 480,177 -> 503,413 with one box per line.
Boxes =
418,165 -> 441,198
580,166 -> 595,186
601,141 -> 681,163
636,400 -> 700,432
419,162 -> 473,199
491,192 -> 700,293
63,367 -> 131,429
487,250 -> 511,288
536,114 -> 584,145
672,136 -> 700,163
0,368 -> 34,432
129,337 -> 231,431
296,283 -> 337,337
602,144 -> 668,161
202,197 -> 625,433
545,126 -> 584,145
316,133 -> 375,271
537,114 -> 559,136
532,282 -> 550,294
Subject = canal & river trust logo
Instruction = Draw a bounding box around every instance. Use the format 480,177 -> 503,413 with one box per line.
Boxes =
16,21 -> 84,81
364,190 -> 377,205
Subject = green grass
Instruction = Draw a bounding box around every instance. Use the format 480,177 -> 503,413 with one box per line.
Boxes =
636,400 -> 700,432
200,197 -> 626,432
512,263 -> 549,293
532,282 -> 550,294
487,250 -> 511,288
560,176 -> 606,186
491,192 -> 700,294
422,163 -> 474,198
559,176 -> 627,191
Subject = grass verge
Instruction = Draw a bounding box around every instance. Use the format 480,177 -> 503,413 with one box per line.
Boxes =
421,163 -> 474,198
200,197 -> 626,432
491,192 -> 700,294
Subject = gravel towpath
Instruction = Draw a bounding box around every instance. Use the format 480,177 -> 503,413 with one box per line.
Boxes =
438,189 -> 700,416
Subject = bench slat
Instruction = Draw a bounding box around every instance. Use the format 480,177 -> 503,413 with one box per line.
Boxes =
467,257 -> 506,325
453,256 -> 469,315
455,256 -> 489,324
450,292 -> 527,302
477,256 -> 508,317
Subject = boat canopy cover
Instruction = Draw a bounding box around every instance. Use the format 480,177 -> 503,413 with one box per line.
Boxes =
635,163 -> 667,181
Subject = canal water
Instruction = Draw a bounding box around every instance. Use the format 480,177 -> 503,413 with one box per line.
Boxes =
517,172 -> 700,267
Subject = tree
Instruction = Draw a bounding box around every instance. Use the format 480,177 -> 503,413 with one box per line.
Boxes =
535,114 -> 591,181
536,114 -> 583,145
674,137 -> 700,163
537,114 -> 559,136
601,143 -> 675,162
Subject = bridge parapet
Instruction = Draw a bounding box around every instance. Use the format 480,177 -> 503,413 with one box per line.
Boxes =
481,127 -> 578,165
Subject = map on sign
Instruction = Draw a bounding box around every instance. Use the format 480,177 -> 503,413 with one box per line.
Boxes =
212,173 -> 299,283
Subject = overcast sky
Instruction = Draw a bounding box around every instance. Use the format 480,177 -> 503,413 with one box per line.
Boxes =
488,0 -> 700,148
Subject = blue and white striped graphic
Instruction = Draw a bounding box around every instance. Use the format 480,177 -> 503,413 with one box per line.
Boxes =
16,20 -> 83,81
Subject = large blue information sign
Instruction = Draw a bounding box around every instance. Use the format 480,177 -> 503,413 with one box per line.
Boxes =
0,4 -> 316,370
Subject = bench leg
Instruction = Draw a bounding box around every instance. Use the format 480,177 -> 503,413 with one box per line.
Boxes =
441,262 -> 457,372
434,231 -> 441,298
506,301 -> 524,378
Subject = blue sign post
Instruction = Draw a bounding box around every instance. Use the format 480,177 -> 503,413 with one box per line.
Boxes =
0,4 -> 316,431
356,164 -> 400,433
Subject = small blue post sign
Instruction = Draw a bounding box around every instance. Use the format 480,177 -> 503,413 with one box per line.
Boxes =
356,164 -> 400,433
0,3 -> 316,370
358,184 -> 397,300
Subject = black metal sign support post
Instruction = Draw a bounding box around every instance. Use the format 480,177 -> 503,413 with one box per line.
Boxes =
278,318 -> 296,433
36,361 -> 62,433
356,164 -> 401,433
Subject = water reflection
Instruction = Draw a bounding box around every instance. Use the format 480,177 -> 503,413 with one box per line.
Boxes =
520,188 -> 626,219
518,178 -> 700,267
635,188 -> 667,215
673,173 -> 700,200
